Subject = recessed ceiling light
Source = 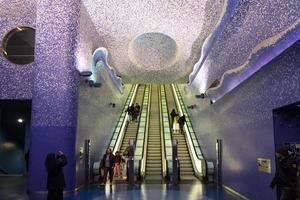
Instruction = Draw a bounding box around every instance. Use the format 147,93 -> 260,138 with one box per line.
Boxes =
17,118 -> 24,123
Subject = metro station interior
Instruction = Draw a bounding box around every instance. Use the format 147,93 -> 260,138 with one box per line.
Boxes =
0,0 -> 299,199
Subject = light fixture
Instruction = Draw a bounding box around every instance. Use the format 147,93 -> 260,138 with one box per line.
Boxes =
195,93 -> 205,99
17,118 -> 24,123
79,71 -> 92,77
2,49 -> 7,56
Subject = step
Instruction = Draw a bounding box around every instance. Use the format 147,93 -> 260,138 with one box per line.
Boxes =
148,146 -> 160,148
147,149 -> 161,152
145,163 -> 161,168
146,160 -> 162,164
147,157 -> 161,159
179,160 -> 192,164
180,171 -> 195,175
146,166 -> 162,170
178,157 -> 191,160
146,171 -> 162,175
180,167 -> 194,172
145,175 -> 162,181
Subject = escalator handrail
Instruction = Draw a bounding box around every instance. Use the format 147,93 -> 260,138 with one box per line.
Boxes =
133,85 -> 151,177
140,85 -> 151,177
171,84 -> 207,178
133,84 -> 147,157
108,84 -> 138,154
158,85 -> 167,178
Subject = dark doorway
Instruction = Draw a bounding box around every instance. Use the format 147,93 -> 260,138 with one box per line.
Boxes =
273,101 -> 300,199
0,100 -> 31,175
273,101 -> 300,150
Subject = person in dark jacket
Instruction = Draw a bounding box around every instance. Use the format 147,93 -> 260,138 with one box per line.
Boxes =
101,148 -> 115,184
133,103 -> 141,122
170,109 -> 177,130
114,151 -> 122,177
126,105 -> 135,122
270,148 -> 297,200
178,115 -> 186,134
45,151 -> 67,200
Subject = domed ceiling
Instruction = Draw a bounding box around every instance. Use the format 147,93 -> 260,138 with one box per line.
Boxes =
82,0 -> 225,83
79,0 -> 300,98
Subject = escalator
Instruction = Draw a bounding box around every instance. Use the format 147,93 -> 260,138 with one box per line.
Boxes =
145,84 -> 163,181
119,85 -> 146,154
164,84 -> 198,181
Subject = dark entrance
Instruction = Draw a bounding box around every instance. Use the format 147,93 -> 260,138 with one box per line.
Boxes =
0,100 -> 31,175
273,101 -> 300,199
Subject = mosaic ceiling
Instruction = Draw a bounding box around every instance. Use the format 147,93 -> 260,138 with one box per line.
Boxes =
82,0 -> 225,83
0,0 -> 299,98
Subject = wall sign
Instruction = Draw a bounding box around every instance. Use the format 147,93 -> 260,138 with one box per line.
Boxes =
257,158 -> 271,173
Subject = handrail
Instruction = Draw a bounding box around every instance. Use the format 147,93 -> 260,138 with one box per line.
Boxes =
158,85 -> 167,178
171,84 -> 207,178
134,85 -> 151,177
133,84 -> 147,158
108,84 -> 138,154
160,85 -> 174,178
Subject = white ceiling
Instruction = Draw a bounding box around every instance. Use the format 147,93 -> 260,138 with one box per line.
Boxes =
82,0 -> 224,82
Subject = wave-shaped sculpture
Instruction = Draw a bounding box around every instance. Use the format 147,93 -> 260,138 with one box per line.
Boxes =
188,0 -> 240,84
207,19 -> 300,101
93,47 -> 124,94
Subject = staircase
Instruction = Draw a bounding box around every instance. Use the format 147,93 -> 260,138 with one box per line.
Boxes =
119,85 -> 145,154
145,84 -> 162,181
165,84 -> 197,181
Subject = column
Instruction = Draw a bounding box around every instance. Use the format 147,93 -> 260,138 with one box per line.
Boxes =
28,0 -> 81,192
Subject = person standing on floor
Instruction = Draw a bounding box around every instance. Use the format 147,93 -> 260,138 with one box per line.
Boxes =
270,148 -> 297,200
170,109 -> 177,130
101,148 -> 115,185
45,151 -> 67,200
178,115 -> 186,134
114,151 -> 122,177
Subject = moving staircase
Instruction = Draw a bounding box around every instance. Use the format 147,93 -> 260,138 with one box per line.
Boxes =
119,85 -> 146,154
164,84 -> 197,181
145,84 -> 163,181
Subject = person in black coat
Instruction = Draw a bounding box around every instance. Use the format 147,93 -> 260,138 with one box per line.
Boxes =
45,151 -> 68,200
170,109 -> 177,130
178,115 -> 186,134
101,148 -> 115,184
270,148 -> 297,200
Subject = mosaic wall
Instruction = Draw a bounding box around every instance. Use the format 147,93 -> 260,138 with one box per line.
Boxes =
28,0 -> 81,192
191,0 -> 300,99
75,74 -> 130,187
0,0 -> 36,99
180,41 -> 300,199
75,4 -> 104,74
75,5 -> 130,187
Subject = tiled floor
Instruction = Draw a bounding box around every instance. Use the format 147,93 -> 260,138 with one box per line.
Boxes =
0,176 -> 238,200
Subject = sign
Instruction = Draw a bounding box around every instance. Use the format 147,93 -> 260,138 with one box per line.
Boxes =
257,158 -> 271,173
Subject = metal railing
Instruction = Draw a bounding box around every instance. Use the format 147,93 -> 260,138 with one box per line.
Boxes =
134,85 -> 151,177
171,84 -> 207,178
159,85 -> 173,178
